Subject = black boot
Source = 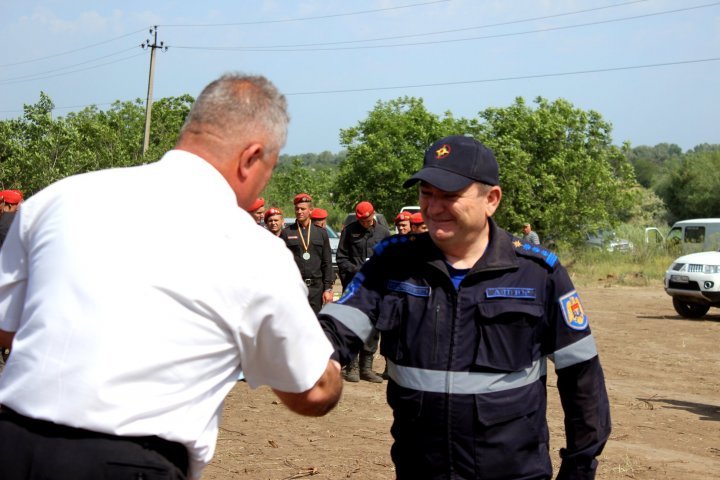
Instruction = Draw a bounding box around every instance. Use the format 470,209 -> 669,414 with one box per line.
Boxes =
342,356 -> 360,382
359,351 -> 383,383
381,357 -> 389,380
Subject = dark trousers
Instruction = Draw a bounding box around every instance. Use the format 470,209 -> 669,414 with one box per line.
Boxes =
306,278 -> 324,314
0,407 -> 188,480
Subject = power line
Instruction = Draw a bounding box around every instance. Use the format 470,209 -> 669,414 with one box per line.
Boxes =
0,28 -> 148,68
170,2 -> 720,52
0,53 -> 146,86
283,57 -> 720,96
159,0 -> 449,27
0,47 -> 139,83
1,56 -> 715,115
174,0 -> 650,49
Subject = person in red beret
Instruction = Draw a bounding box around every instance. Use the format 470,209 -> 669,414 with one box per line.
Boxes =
246,198 -> 265,225
263,207 -> 284,237
394,211 -> 412,235
310,208 -> 328,229
280,193 -> 334,314
335,201 -> 390,383
0,190 -> 23,248
409,212 -> 428,233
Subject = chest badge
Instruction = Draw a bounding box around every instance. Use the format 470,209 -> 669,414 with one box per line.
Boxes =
559,290 -> 589,330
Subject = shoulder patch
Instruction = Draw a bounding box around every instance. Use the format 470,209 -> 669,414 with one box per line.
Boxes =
559,290 -> 589,331
372,233 -> 411,256
337,272 -> 365,304
512,237 -> 558,268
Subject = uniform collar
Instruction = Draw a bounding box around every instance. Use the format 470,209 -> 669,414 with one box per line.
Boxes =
422,218 -> 518,276
471,217 -> 519,273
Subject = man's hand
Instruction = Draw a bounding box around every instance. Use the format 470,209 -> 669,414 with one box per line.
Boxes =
322,290 -> 334,304
272,359 -> 342,417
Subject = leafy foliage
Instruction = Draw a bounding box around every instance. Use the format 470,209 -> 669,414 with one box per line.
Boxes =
474,97 -> 638,244
625,143 -> 682,188
336,97 -> 471,216
655,145 -> 720,221
0,93 -> 193,196
2,91 -> 717,240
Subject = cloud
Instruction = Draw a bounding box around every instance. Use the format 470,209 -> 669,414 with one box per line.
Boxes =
18,6 -> 130,36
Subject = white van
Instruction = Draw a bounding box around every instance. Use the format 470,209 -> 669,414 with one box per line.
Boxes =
646,218 -> 720,253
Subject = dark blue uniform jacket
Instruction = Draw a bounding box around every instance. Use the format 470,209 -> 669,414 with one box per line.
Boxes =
319,219 -> 611,480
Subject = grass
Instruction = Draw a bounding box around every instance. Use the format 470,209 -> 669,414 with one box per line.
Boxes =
553,226 -> 677,287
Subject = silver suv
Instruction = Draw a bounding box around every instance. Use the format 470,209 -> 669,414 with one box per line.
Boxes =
664,249 -> 720,318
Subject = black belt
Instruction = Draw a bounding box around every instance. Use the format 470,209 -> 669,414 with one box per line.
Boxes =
0,406 -> 189,474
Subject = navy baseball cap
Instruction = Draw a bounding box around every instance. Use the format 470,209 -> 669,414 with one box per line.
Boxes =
403,135 -> 499,191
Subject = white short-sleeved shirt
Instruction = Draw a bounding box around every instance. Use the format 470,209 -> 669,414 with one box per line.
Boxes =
0,150 -> 333,478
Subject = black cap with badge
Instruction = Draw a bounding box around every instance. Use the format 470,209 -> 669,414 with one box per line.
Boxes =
403,135 -> 499,191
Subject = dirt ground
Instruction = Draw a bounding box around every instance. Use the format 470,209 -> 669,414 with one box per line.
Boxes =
205,286 -> 720,480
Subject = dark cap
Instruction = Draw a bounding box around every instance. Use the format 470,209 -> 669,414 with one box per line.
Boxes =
403,135 -> 499,191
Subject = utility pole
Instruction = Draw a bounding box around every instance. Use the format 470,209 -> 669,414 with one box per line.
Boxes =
141,26 -> 167,156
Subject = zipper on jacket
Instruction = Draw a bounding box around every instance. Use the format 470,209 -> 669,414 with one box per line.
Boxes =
432,303 -> 440,363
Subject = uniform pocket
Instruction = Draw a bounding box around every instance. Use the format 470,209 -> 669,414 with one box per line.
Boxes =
474,302 -> 543,372
376,295 -> 404,360
473,382 -> 551,477
387,381 -> 424,419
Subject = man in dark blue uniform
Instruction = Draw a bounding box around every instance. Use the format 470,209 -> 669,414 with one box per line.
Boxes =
318,135 -> 611,479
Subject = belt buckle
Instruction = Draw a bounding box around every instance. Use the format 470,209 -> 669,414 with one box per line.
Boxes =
305,279 -> 312,287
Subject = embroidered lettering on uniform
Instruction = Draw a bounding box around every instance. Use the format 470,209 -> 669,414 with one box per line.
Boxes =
387,280 -> 430,297
485,287 -> 536,299
287,236 -> 298,240
338,273 -> 365,304
559,290 -> 589,331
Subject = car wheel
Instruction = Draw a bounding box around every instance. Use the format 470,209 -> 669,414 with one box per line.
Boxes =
672,297 -> 710,319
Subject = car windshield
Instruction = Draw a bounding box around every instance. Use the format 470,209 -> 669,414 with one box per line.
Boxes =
326,225 -> 338,238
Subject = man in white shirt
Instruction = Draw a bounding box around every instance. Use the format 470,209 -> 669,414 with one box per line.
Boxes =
0,73 -> 342,480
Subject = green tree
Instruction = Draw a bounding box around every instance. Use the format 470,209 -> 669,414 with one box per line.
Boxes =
656,145 -> 720,221
626,143 -> 682,188
336,97 -> 470,216
475,97 -> 638,244
0,93 -> 194,197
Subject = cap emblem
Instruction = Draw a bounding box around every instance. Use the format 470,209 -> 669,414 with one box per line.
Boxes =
435,144 -> 451,159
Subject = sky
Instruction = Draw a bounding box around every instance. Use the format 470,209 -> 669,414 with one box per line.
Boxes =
1,0 -> 718,155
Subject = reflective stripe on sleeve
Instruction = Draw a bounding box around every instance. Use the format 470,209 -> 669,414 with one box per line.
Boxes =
550,334 -> 598,370
387,357 -> 547,395
320,302 -> 376,345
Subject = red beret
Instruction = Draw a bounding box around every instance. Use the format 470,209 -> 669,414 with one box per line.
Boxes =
394,211 -> 412,224
310,208 -> 328,220
410,212 -> 424,225
264,207 -> 282,221
294,193 -> 313,205
355,201 -> 374,219
247,198 -> 265,212
2,190 -> 22,204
